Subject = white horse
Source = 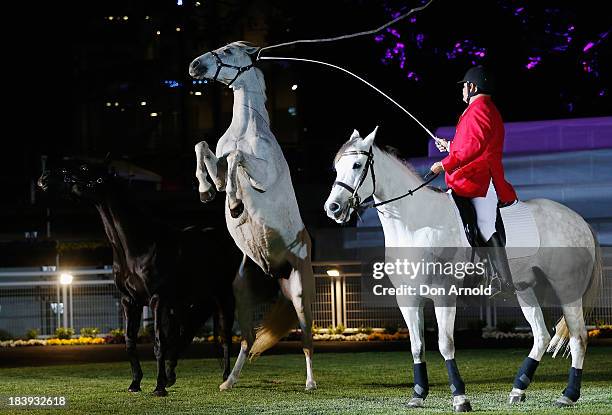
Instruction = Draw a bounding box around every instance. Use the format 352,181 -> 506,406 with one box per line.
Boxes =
324,127 -> 602,411
189,41 -> 316,391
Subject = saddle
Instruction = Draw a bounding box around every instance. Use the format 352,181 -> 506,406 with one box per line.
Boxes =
450,191 -> 506,248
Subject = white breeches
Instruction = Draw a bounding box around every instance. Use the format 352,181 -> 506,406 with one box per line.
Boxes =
471,180 -> 497,241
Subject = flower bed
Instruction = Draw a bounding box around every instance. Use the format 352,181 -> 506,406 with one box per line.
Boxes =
0,337 -> 105,347
315,332 -> 409,342
481,328 -> 533,340
588,324 -> 612,339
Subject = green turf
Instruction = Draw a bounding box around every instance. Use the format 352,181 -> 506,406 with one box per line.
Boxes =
1,347 -> 611,414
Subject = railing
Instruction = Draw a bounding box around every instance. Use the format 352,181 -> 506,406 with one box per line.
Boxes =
1,260 -> 611,338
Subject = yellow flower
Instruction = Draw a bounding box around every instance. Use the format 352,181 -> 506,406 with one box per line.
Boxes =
588,329 -> 600,338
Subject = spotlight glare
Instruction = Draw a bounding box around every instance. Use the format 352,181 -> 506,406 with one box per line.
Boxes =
326,269 -> 340,277
59,273 -> 73,285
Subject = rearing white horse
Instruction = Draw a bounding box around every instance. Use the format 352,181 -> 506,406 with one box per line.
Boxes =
189,41 -> 316,391
324,127 -> 602,411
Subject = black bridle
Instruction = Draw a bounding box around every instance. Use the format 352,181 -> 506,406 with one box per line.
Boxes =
60,167 -> 106,189
334,148 -> 440,210
333,148 -> 376,210
210,51 -> 254,87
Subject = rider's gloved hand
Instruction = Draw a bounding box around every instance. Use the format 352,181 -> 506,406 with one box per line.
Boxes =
434,137 -> 450,152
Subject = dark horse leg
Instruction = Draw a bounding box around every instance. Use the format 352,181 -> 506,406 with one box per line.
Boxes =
150,294 -> 171,397
165,343 -> 178,389
166,306 -> 202,388
219,295 -> 236,381
121,296 -> 143,392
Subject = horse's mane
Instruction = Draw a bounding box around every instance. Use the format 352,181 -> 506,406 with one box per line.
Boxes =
252,67 -> 267,95
333,140 -> 422,184
378,145 -> 423,184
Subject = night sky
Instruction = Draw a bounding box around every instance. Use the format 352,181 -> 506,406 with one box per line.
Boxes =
3,0 -> 611,242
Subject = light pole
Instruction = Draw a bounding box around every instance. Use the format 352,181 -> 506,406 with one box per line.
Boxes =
327,269 -> 344,328
59,273 -> 73,330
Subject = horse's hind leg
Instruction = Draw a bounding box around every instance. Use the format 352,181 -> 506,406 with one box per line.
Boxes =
280,265 -> 316,390
434,303 -> 471,412
121,297 -> 143,392
220,255 -> 258,391
509,288 -> 551,404
555,300 -> 587,407
219,294 -> 236,381
399,304 -> 428,408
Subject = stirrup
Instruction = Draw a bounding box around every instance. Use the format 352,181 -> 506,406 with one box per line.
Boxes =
488,276 -> 503,299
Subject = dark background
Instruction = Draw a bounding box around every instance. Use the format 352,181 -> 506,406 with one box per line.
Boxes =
2,0 -> 610,255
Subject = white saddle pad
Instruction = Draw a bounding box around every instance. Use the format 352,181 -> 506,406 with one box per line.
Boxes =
448,193 -> 540,258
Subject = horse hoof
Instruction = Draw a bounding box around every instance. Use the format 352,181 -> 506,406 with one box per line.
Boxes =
406,397 -> 425,408
508,391 -> 526,404
230,201 -> 244,218
128,381 -> 141,392
305,381 -> 317,391
555,396 -> 576,407
152,388 -> 168,397
454,402 -> 472,412
219,378 -> 235,391
453,396 -> 472,412
199,190 -> 216,203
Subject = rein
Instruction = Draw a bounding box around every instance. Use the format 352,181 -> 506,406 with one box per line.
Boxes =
205,0 -> 437,139
334,148 -> 439,210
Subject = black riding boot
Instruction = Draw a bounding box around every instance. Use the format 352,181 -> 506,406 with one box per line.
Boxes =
485,232 -> 515,298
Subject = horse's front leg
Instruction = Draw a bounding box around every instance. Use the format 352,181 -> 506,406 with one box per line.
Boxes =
150,294 -> 170,397
121,297 -> 143,392
434,304 -> 472,412
400,305 -> 428,408
195,141 -> 227,202
225,150 -> 273,218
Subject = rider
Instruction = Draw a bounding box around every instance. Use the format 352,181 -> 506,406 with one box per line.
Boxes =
430,65 -> 518,297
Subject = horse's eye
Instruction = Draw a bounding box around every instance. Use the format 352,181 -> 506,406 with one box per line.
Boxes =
352,162 -> 362,169
225,49 -> 233,55
80,165 -> 88,171
60,168 -> 67,175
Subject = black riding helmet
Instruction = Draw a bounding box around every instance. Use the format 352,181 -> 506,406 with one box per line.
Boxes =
458,65 -> 493,101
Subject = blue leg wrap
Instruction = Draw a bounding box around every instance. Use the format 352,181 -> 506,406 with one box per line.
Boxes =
445,359 -> 466,396
412,362 -> 429,399
513,357 -> 540,390
563,367 -> 583,402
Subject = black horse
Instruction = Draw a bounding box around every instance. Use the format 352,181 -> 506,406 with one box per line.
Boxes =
38,158 -> 238,396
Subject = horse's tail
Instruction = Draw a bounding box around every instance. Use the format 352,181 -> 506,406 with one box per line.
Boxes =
548,225 -> 603,358
249,296 -> 297,361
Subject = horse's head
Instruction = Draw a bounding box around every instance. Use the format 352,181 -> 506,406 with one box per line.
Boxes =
189,41 -> 260,87
38,158 -> 114,202
324,126 -> 379,223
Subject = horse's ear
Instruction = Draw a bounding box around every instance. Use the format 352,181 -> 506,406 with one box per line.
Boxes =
235,41 -> 260,55
363,125 -> 379,146
350,129 -> 361,140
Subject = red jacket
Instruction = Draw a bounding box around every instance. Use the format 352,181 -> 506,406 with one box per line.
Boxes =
440,96 -> 517,203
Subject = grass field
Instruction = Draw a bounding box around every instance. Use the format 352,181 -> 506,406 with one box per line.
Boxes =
1,347 -> 611,414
